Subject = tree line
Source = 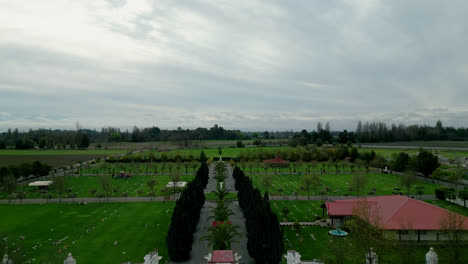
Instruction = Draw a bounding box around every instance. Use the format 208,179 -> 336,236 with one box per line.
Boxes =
233,166 -> 284,263
166,160 -> 209,261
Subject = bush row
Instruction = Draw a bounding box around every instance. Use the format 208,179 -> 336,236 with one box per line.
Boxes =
233,166 -> 284,263
166,163 -> 209,261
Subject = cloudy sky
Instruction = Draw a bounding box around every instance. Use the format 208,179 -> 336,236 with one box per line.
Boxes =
1,0 -> 467,132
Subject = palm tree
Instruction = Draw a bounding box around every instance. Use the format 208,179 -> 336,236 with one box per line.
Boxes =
210,200 -> 235,221
211,185 -> 231,200
201,222 -> 240,250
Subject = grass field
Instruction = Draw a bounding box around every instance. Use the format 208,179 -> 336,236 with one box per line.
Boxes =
0,150 -> 129,155
270,200 -> 324,222
0,155 -> 113,168
281,225 -> 468,264
0,174 -> 195,199
361,141 -> 468,148
0,202 -> 174,263
426,200 -> 468,216
248,172 -> 439,197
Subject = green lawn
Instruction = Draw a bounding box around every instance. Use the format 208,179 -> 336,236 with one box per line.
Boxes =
281,226 -> 330,262
270,201 -> 324,222
426,200 -> 468,216
1,174 -> 195,199
0,149 -> 128,155
249,172 -> 440,197
0,202 -> 173,263
80,162 -> 200,175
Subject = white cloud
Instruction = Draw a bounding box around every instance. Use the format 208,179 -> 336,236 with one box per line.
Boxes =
0,0 -> 467,131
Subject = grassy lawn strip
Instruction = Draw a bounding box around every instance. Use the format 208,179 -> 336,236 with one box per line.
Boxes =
0,202 -> 173,263
270,201 -> 324,222
0,174 -> 195,199
0,150 -> 128,155
426,200 -> 468,216
249,173 -> 439,197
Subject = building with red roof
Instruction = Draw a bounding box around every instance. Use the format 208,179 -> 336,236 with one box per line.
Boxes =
326,195 -> 468,241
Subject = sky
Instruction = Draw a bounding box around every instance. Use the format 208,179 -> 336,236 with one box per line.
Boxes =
1,0 -> 467,132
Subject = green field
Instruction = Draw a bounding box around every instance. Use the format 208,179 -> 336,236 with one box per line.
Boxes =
248,172 -> 439,197
0,174 -> 195,199
0,149 -> 129,156
361,141 -> 468,148
270,200 -> 324,222
426,200 -> 468,216
0,202 -> 173,263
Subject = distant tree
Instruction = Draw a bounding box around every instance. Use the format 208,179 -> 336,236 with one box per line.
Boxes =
352,173 -> 367,196
390,152 -> 410,172
261,174 -> 273,193
439,211 -> 466,264
400,171 -> 417,197
200,150 -> 207,163
414,149 -> 439,176
459,190 -> 468,208
99,174 -> 112,201
302,174 -> 320,200
2,174 -> 17,203
147,179 -> 157,200
52,175 -> 68,203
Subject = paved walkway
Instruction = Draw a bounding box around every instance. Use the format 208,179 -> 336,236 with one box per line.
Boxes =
0,196 -> 173,204
224,165 -> 255,264
0,194 -> 437,205
177,164 -> 216,264
269,194 -> 436,201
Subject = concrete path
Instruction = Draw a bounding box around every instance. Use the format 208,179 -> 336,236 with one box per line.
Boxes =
177,164 -> 216,264
224,165 -> 255,264
0,194 -> 437,205
177,163 -> 254,264
0,196 -> 173,204
269,194 -> 437,201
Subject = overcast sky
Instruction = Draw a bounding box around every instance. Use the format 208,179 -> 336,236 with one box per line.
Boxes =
1,0 -> 467,132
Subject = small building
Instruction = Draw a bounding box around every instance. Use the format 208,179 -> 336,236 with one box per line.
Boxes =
263,155 -> 290,168
28,181 -> 54,189
326,195 -> 468,241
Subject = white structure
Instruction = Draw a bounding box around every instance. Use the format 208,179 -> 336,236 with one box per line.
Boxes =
284,250 -> 302,264
283,250 -> 324,264
2,254 -> 12,264
166,182 -> 187,188
366,248 -> 378,264
143,249 -> 162,264
426,247 -> 438,264
28,181 -> 53,187
64,253 -> 76,264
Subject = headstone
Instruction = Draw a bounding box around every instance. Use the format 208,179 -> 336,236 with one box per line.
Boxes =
204,253 -> 212,262
64,253 -> 76,264
175,193 -> 181,200
284,250 -> 302,264
2,254 -> 12,264
143,249 -> 162,264
366,248 -> 378,264
426,247 -> 438,264
234,252 -> 242,262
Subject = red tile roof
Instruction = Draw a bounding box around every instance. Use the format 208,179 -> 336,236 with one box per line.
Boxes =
326,195 -> 468,230
209,250 -> 235,263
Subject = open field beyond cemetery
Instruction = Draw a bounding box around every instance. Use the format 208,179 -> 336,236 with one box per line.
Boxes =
0,202 -> 173,263
248,172 -> 439,197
